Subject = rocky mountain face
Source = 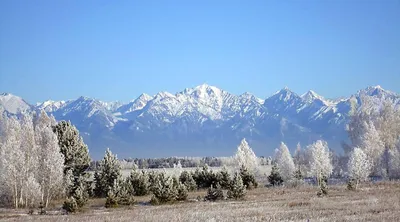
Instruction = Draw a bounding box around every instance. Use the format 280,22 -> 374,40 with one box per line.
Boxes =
1,85 -> 398,159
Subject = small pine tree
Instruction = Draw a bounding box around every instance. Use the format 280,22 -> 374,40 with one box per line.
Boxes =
62,197 -> 78,214
317,175 -> 328,197
128,169 -> 150,196
73,177 -> 89,208
268,164 -> 283,186
239,165 -> 258,189
293,167 -> 303,180
347,178 -> 356,191
176,182 -> 188,201
179,171 -> 198,191
94,148 -> 122,198
105,189 -> 119,208
217,166 -> 231,189
150,173 -> 178,204
118,179 -> 135,206
227,172 -> 246,200
204,183 -> 224,201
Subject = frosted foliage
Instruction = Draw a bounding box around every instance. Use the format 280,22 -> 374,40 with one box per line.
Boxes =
234,138 -> 259,172
348,147 -> 371,184
0,112 -> 64,208
359,121 -> 384,169
377,101 -> 400,150
275,142 -> 296,181
35,111 -> 64,207
308,140 -> 333,183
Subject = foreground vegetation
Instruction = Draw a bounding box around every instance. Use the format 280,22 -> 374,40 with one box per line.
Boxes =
1,181 -> 399,221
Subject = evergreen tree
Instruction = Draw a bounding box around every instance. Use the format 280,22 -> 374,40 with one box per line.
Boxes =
105,179 -> 120,208
227,172 -> 246,200
217,166 -> 231,189
54,121 -> 91,210
150,172 -> 178,204
176,182 -> 188,201
179,171 -> 197,191
128,168 -> 150,196
268,164 -> 283,186
53,121 -> 90,177
118,179 -> 136,206
204,183 -> 224,201
293,167 -> 303,180
94,148 -> 122,198
239,165 -> 258,189
317,175 -> 328,197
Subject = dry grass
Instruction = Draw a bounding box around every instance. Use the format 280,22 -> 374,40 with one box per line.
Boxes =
1,182 -> 400,221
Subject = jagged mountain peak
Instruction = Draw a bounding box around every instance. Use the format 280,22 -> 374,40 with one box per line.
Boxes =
155,91 -> 175,99
0,92 -> 32,114
37,100 -> 66,112
136,93 -> 153,101
117,93 -> 154,114
301,90 -> 325,103
270,87 -> 300,102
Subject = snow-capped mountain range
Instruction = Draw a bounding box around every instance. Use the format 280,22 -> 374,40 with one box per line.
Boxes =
1,85 -> 399,159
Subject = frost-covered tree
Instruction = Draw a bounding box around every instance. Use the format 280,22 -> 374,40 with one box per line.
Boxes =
128,168 -> 150,196
54,121 -> 91,210
308,140 -> 333,186
377,101 -> 400,176
239,165 -> 257,189
179,171 -> 197,191
34,111 -> 64,207
348,147 -> 371,189
268,163 -> 283,186
234,138 -> 258,173
216,166 -> 231,189
275,142 -> 296,182
204,183 -> 224,201
94,148 -> 122,198
359,121 -> 384,174
150,172 -> 178,204
227,172 -> 246,200
0,114 -> 42,208
175,181 -> 188,201
53,121 -> 90,177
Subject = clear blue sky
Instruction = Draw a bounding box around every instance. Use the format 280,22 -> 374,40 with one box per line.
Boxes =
1,0 -> 399,103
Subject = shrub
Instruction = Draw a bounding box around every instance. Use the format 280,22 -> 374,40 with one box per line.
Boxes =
347,178 -> 356,191
204,183 -> 224,201
62,197 -> 78,214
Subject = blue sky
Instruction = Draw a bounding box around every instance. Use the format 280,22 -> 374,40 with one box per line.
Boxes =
0,0 -> 399,103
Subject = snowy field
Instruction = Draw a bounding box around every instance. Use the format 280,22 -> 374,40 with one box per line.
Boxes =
2,181 -> 399,222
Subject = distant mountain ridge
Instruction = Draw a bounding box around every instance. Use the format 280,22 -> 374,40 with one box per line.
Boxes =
1,85 -> 399,160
